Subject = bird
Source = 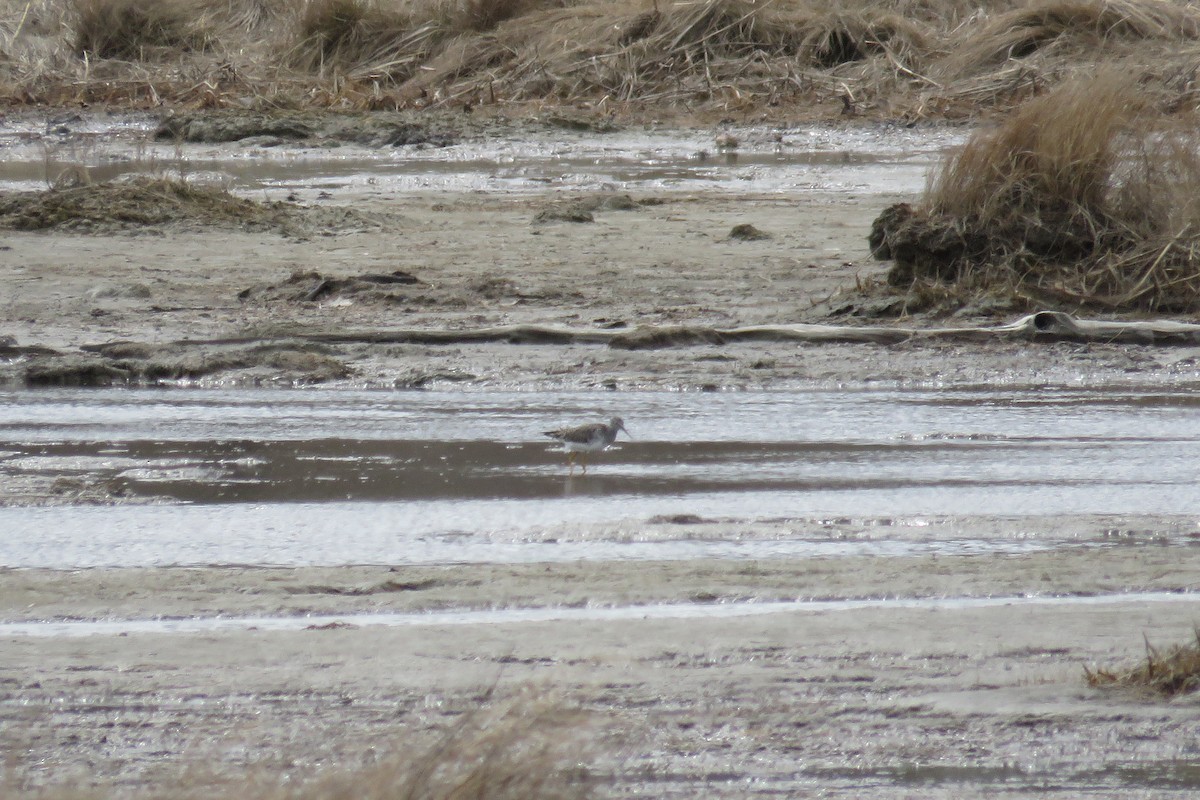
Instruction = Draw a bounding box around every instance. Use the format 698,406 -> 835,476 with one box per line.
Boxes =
543,416 -> 629,475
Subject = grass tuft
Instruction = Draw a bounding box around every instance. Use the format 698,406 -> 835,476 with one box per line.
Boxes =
277,692 -> 600,800
1086,630 -> 1200,698
286,0 -> 454,82
411,0 -> 933,110
0,176 -> 286,232
2,0 -> 1200,119
872,70 -> 1200,311
939,0 -> 1200,79
72,0 -> 215,60
1,690 -> 603,800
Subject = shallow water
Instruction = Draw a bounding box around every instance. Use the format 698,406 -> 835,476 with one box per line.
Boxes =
2,386 -> 1198,568
0,590 -> 1193,638
0,118 -> 957,196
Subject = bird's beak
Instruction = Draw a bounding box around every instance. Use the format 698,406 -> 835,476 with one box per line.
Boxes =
620,423 -> 631,439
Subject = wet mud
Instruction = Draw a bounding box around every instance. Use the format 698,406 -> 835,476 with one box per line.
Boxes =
3,556 -> 1200,798
154,110 -> 462,148
3,113 -> 1200,798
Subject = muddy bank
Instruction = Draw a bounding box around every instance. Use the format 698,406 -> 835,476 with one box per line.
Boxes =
4,541 -> 1199,623
4,112 -> 1200,799
154,110 -> 461,148
2,547 -> 1199,797
0,176 -> 397,236
10,311 -> 1200,389
5,177 -> 1200,390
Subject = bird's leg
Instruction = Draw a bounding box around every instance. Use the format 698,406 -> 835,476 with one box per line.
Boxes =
580,454 -> 588,475
568,452 -> 576,475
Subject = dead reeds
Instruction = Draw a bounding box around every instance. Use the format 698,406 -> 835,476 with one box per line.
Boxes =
939,0 -> 1200,80
284,0 -> 550,83
409,0 -> 933,110
0,176 -> 288,232
2,0 -> 1200,116
72,0 -> 215,59
2,690 -> 605,800
1086,630 -> 1200,698
287,0 -> 418,77
277,692 -> 600,800
873,70 -> 1200,311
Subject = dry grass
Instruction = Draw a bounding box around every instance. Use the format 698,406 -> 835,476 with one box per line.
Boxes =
4,691 -> 605,800
1086,630 -> 1200,698
0,0 -> 1199,115
0,176 -> 289,232
264,692 -> 601,800
424,0 -> 553,32
72,0 -> 215,60
287,0 -> 419,77
285,0 -> 553,82
211,0 -> 292,32
926,72 -> 1146,219
411,0 -> 933,111
939,0 -> 1200,80
875,70 -> 1200,311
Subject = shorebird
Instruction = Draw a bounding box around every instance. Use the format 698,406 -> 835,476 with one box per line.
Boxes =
544,416 -> 629,475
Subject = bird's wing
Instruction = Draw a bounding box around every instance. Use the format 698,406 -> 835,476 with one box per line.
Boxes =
545,423 -> 599,443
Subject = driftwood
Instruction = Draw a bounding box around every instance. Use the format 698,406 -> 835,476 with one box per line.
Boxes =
77,311 -> 1200,352
16,311 -> 1197,386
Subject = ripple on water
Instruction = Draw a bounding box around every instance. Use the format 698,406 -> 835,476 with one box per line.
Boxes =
1,387 -> 1199,568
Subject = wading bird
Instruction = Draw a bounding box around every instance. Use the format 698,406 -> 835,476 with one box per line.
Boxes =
544,416 -> 629,475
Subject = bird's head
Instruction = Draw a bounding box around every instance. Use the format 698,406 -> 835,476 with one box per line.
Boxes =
610,417 -> 629,438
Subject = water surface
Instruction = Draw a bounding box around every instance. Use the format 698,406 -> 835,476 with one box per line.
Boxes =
0,119 -> 957,196
2,386 -> 1198,567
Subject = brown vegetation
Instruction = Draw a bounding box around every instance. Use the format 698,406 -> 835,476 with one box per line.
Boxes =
5,691 -> 603,799
266,692 -> 601,800
288,0 -> 421,78
1,0 -> 1200,117
71,0 -> 214,60
0,176 -> 290,232
870,71 -> 1200,312
1086,630 -> 1200,698
936,0 -> 1200,79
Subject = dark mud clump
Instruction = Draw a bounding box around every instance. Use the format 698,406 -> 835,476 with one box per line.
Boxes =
23,355 -> 132,387
0,178 -> 392,236
0,177 -> 290,233
729,223 -> 770,241
869,202 -> 989,287
238,270 -> 422,304
869,75 -> 1200,314
533,193 -> 641,224
47,340 -> 353,385
10,340 -> 352,387
155,111 -> 458,147
870,201 -> 1099,289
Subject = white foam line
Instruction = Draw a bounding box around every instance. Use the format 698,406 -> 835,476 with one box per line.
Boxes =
2,591 -> 1195,638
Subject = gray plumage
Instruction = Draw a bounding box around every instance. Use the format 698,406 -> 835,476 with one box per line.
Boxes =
544,417 -> 629,473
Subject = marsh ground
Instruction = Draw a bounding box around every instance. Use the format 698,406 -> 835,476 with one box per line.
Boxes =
5,0 -> 1200,791
2,116 -> 1200,797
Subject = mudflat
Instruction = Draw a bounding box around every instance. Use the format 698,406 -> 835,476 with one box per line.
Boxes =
3,543 -> 1200,797
3,116 -> 1200,798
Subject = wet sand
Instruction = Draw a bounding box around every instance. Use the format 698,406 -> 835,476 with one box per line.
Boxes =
3,118 -> 1200,797
3,547 -> 1200,797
